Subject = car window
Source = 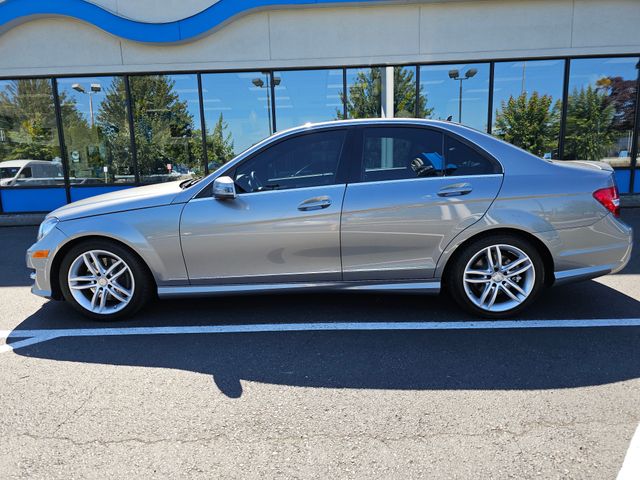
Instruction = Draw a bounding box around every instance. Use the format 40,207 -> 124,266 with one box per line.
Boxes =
360,127 -> 444,182
20,167 -> 32,178
234,130 -> 346,193
444,136 -> 499,176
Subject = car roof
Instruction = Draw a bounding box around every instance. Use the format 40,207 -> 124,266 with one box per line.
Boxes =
0,159 -> 56,168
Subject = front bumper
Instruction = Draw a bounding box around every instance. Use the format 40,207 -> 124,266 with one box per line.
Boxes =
26,226 -> 68,299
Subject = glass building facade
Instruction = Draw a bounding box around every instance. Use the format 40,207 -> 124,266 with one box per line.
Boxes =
1,55 -> 639,213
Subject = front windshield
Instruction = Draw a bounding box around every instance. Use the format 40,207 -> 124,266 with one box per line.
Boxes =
0,167 -> 20,179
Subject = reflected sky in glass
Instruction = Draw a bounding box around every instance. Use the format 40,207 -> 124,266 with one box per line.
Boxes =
419,63 -> 489,131
274,69 -> 343,130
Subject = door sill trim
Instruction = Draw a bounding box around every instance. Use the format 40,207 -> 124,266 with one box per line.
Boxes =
157,280 -> 441,298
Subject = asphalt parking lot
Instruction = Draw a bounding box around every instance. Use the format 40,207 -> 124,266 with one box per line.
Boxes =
1,210 -> 639,479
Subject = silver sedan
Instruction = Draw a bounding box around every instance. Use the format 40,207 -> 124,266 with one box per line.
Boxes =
27,119 -> 633,320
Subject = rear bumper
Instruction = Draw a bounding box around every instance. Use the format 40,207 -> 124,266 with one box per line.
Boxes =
546,214 -> 632,285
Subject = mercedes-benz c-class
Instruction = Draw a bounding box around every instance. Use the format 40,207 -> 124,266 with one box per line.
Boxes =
27,119 -> 632,320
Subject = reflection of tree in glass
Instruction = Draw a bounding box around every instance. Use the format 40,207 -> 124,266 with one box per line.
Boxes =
564,84 -> 616,161
337,68 -> 432,119
494,92 -> 560,157
0,79 -> 60,161
98,75 -> 198,180
204,113 -> 234,169
95,77 -> 133,178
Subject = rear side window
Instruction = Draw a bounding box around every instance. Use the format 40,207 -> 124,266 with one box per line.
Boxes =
444,136 -> 499,176
360,127 -> 444,182
235,129 -> 346,193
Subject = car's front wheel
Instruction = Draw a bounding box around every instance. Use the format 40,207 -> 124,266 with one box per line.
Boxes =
59,240 -> 153,321
447,234 -> 545,318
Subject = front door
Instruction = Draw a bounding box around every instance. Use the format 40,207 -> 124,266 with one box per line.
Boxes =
180,129 -> 348,284
341,126 -> 503,280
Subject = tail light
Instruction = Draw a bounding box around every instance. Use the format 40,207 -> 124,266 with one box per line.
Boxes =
593,186 -> 620,218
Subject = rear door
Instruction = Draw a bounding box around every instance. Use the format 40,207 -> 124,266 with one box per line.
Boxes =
340,126 -> 503,280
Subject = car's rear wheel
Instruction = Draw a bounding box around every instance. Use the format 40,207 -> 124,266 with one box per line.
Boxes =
59,240 -> 153,321
447,234 -> 545,318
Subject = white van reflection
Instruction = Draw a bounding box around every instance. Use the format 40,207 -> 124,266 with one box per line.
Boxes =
0,160 -> 65,186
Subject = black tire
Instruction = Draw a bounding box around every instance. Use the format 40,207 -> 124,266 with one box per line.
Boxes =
58,239 -> 154,321
445,234 -> 545,319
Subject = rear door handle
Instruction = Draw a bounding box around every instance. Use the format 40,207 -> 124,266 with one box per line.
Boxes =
437,183 -> 472,197
298,196 -> 332,211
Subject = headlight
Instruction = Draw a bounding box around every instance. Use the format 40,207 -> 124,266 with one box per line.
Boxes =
37,217 -> 59,241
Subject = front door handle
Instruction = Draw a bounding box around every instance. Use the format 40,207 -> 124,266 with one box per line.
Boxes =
298,196 -> 332,211
437,183 -> 472,197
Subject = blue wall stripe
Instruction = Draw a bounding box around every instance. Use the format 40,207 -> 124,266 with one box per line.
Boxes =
0,188 -> 67,213
0,0 -> 386,44
69,185 -> 133,202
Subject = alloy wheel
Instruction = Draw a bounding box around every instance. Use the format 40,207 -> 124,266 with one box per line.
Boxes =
67,250 -> 136,315
462,244 -> 535,313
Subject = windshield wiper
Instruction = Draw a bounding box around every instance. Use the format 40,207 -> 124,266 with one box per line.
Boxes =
180,178 -> 201,189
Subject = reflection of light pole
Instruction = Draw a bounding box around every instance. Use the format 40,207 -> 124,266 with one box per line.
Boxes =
448,68 -> 477,123
72,83 -> 102,127
252,74 -> 280,135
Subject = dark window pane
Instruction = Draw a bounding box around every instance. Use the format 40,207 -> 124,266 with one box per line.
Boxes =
274,69 -> 343,130
235,130 -> 346,193
562,57 -> 638,174
492,60 -> 564,159
0,79 -> 64,187
345,68 -> 382,119
58,76 -> 135,184
445,136 -> 498,176
200,72 -> 272,171
361,127 -> 444,182
419,63 -> 490,131
129,74 -> 203,184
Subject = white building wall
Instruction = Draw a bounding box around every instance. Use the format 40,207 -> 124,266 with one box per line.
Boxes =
0,0 -> 638,77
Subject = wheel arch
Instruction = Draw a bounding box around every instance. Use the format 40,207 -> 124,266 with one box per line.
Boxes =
439,227 -> 555,289
49,235 -> 157,300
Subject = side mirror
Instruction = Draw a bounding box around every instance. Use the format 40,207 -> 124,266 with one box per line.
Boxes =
213,176 -> 237,200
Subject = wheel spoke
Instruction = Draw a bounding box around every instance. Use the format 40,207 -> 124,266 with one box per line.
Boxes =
90,287 -> 101,309
70,282 -> 97,290
500,283 -> 521,303
106,286 -> 128,303
111,282 -> 132,299
501,256 -> 528,273
465,278 -> 492,284
479,283 -> 493,305
99,288 -> 108,311
109,266 -> 128,281
486,284 -> 500,308
504,278 -> 526,296
486,247 -> 495,270
104,259 -> 123,276
82,254 -> 99,276
70,275 -> 96,283
88,252 -> 105,275
494,246 -> 503,270
505,262 -> 532,278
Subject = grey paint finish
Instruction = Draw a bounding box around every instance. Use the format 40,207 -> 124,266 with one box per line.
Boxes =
180,184 -> 346,282
26,119 -> 633,311
341,174 -> 503,280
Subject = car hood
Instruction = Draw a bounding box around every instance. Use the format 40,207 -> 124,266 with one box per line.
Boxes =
50,181 -> 185,221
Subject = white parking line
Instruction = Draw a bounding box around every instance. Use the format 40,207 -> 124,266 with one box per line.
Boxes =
1,317 -> 640,354
618,423 -> 640,480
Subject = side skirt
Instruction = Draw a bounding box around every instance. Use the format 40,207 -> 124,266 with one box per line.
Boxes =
157,280 -> 441,299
